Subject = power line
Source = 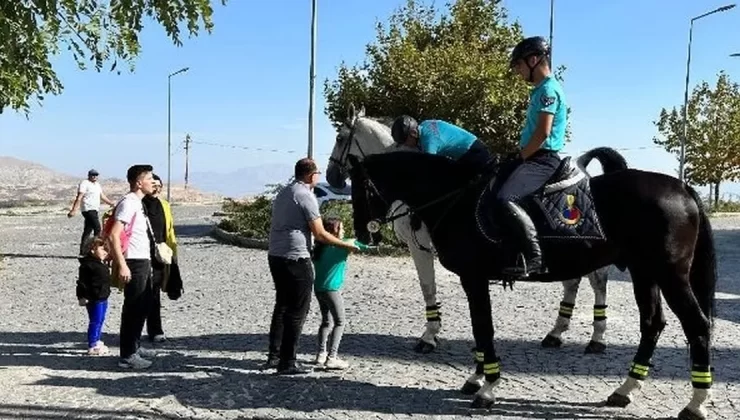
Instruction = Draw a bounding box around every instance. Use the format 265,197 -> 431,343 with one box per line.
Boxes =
190,139 -> 331,156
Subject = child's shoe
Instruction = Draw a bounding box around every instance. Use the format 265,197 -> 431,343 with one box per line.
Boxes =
88,341 -> 109,356
324,356 -> 349,370
313,351 -> 328,365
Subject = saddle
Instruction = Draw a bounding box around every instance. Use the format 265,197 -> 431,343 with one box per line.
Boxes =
475,156 -> 607,244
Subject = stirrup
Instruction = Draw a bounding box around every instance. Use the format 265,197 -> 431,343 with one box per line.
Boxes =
501,253 -> 546,278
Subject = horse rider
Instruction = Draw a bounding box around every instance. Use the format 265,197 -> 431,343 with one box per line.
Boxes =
495,35 -> 568,278
390,117 -> 494,177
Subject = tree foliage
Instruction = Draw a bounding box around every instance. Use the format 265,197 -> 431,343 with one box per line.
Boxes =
653,71 -> 740,204
323,0 -> 568,154
0,0 -> 226,114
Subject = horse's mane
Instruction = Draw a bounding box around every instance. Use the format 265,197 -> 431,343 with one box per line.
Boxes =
356,116 -> 394,148
364,150 -> 473,189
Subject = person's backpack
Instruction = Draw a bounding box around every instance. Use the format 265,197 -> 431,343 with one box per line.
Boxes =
101,199 -> 137,255
101,198 -> 137,290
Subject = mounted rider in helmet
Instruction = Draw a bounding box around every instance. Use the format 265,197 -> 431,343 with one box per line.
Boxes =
496,35 -> 568,278
391,117 -> 494,177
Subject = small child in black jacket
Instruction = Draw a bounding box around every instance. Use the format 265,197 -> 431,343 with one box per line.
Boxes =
76,236 -> 112,356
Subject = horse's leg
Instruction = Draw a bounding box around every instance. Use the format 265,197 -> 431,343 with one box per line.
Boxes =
585,266 -> 609,354
458,275 -> 501,409
541,277 -> 581,348
393,212 -> 439,353
657,277 -> 713,420
606,272 -> 665,408
410,236 -> 439,354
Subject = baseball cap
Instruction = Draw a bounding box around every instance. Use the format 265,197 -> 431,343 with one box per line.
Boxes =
88,169 -> 99,176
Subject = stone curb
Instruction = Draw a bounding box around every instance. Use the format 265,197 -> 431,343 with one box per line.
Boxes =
209,226 -> 269,250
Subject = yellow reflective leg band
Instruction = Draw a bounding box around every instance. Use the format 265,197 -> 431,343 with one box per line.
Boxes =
691,365 -> 712,389
425,304 -> 441,321
474,351 -> 484,363
593,305 -> 607,321
558,301 -> 575,319
628,362 -> 650,380
483,362 -> 500,376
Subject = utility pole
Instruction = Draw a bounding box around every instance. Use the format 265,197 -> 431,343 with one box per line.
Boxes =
184,134 -> 191,190
307,0 -> 318,158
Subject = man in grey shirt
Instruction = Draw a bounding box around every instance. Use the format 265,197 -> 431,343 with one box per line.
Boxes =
266,158 -> 358,375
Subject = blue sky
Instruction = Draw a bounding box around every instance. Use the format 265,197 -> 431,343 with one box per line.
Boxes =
2,0 -> 740,196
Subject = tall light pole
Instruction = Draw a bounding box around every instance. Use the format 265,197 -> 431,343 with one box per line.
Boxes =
549,0 -> 554,67
679,4 -> 735,183
307,0 -> 318,159
167,66 -> 189,201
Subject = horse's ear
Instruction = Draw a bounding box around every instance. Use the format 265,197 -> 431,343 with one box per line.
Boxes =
358,105 -> 366,117
347,103 -> 356,122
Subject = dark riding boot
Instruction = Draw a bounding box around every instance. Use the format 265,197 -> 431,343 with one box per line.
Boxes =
499,201 -> 546,278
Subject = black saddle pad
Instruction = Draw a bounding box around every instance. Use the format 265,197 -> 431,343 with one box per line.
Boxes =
475,172 -> 607,243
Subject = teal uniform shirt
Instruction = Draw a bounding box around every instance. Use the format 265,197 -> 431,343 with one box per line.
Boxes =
519,75 -> 567,152
419,120 -> 477,160
313,240 -> 370,292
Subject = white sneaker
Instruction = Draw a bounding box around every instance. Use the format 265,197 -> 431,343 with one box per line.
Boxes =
118,353 -> 152,369
137,347 -> 159,358
152,334 -> 166,343
88,342 -> 109,356
324,356 -> 349,370
314,352 -> 328,365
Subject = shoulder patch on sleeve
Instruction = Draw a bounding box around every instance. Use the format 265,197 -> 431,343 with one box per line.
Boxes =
540,94 -> 556,107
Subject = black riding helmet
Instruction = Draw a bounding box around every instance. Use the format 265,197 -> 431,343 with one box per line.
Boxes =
391,115 -> 419,144
509,36 -> 550,82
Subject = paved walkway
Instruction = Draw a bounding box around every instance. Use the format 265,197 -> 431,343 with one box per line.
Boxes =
0,205 -> 738,419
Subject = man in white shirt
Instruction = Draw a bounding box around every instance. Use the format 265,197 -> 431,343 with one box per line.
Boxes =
108,164 -> 157,369
68,169 -> 114,255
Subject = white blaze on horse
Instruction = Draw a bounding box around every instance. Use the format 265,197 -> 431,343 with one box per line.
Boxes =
325,104 -> 611,354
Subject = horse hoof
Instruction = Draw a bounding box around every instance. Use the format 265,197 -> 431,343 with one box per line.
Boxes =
605,392 -> 631,408
460,381 -> 482,395
414,340 -> 436,354
677,407 -> 707,420
584,340 -> 607,354
471,395 -> 495,409
540,334 -> 562,348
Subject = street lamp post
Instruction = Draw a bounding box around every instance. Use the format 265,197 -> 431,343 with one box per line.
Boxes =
549,0 -> 554,67
167,67 -> 189,201
679,4 -> 735,183
307,0 -> 318,159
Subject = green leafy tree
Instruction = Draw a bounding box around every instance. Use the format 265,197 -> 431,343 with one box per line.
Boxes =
0,0 -> 226,114
653,71 -> 740,206
323,0 -> 569,155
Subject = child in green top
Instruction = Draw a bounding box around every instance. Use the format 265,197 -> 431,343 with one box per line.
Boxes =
311,216 -> 370,369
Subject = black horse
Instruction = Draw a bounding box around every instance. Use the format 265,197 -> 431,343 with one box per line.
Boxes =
349,148 -> 717,420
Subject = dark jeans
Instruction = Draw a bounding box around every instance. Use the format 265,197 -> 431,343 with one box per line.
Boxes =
80,210 -> 101,253
146,266 -> 165,338
267,255 -> 314,367
458,139 -> 494,175
496,150 -> 561,202
119,259 -> 152,359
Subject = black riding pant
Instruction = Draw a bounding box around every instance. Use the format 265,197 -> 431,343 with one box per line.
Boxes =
458,139 -> 494,175
495,150 -> 561,203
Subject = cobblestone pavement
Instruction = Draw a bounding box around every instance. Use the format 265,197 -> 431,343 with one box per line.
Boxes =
0,204 -> 738,420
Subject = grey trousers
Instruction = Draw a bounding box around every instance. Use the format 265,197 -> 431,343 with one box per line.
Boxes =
316,290 -> 346,357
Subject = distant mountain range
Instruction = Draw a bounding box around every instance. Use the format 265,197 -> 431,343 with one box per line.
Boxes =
0,156 -> 219,207
182,163 -> 295,198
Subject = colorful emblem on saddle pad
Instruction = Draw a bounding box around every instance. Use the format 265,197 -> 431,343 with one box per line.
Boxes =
559,194 -> 581,225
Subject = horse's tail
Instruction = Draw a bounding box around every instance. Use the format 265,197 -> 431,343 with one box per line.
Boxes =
686,184 -> 718,332
576,147 -> 629,175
